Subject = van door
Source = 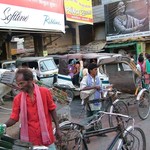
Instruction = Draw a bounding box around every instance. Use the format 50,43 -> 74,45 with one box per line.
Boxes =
38,59 -> 58,87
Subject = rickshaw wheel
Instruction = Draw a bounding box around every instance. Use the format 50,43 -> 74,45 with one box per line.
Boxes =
109,99 -> 129,127
137,91 -> 150,120
55,123 -> 87,150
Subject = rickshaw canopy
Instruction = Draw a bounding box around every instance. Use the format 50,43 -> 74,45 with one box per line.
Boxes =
97,55 -> 141,94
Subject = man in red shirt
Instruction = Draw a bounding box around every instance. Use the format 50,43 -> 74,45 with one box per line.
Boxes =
4,68 -> 61,149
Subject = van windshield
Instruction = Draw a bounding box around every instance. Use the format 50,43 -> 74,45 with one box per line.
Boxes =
40,59 -> 57,72
2,62 -> 16,70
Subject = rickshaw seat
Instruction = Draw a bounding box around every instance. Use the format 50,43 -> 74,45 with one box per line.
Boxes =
108,71 -> 137,94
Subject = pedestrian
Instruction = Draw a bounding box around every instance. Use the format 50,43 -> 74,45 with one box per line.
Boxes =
80,63 -> 102,117
143,54 -> 150,86
80,60 -> 88,79
72,60 -> 80,86
127,52 -> 135,62
136,54 -> 144,73
80,63 -> 103,143
68,59 -> 77,78
4,68 -> 61,149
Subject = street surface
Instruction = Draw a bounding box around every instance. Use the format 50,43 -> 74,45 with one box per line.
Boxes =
0,97 -> 150,150
70,97 -> 150,150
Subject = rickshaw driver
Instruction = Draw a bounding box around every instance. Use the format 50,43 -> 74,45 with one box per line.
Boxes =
80,63 -> 103,117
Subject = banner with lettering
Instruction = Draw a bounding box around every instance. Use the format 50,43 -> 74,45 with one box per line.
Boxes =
0,0 -> 65,32
64,0 -> 93,24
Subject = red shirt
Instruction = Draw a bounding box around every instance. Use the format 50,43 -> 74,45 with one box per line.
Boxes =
10,86 -> 56,146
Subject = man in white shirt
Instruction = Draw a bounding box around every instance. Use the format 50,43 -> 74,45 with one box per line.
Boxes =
80,63 -> 102,117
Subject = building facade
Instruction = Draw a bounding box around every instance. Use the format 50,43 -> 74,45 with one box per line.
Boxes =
91,0 -> 150,61
2,0 -> 150,60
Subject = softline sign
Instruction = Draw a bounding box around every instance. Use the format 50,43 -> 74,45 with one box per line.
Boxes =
104,0 -> 149,41
0,0 -> 65,32
64,0 -> 93,24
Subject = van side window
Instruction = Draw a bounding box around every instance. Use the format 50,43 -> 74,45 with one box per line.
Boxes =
40,62 -> 46,71
28,62 -> 38,69
40,59 -> 57,72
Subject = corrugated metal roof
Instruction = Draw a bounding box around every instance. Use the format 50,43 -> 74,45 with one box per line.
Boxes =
80,40 -> 106,52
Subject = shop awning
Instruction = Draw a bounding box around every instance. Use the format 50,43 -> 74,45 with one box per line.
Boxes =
105,42 -> 137,48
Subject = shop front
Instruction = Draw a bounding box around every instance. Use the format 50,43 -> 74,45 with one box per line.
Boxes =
0,0 -> 65,60
105,41 -> 145,62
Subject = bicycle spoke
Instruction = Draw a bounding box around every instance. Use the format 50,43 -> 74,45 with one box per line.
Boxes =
122,127 -> 146,150
137,91 -> 150,120
55,124 -> 87,150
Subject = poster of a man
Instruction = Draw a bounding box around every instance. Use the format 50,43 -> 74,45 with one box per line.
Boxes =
104,0 -> 149,41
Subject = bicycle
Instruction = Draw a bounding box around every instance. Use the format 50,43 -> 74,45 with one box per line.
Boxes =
80,86 -> 129,128
137,74 -> 150,120
54,111 -> 146,150
109,74 -> 150,121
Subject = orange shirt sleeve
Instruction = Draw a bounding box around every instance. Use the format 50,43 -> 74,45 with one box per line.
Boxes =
10,94 -> 21,122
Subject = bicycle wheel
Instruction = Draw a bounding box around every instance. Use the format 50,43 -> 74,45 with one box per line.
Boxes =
55,123 -> 88,150
137,90 -> 150,120
117,127 -> 146,150
109,99 -> 129,127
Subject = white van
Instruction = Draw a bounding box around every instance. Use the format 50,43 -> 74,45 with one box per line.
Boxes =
16,57 -> 58,87
0,60 -> 16,71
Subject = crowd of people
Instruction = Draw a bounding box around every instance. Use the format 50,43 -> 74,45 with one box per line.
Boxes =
67,58 -> 98,86
67,58 -> 103,117
2,52 -> 150,148
0,57 -> 102,148
137,53 -> 150,87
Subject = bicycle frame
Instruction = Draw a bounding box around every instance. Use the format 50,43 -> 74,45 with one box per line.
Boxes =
55,112 -> 135,150
83,112 -> 130,150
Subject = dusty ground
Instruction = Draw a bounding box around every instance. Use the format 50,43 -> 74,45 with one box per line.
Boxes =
0,100 -> 20,139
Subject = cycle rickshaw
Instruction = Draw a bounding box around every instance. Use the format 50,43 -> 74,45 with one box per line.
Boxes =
98,55 -> 150,120
52,54 -> 148,150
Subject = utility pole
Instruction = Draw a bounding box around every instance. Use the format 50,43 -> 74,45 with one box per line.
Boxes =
75,23 -> 80,52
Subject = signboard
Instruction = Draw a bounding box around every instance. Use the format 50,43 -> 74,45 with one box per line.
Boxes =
0,0 -> 65,32
64,0 -> 93,24
43,50 -> 48,57
11,49 -> 17,55
104,0 -> 149,41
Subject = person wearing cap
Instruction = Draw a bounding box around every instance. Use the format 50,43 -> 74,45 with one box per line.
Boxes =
68,59 -> 77,78
80,63 -> 102,117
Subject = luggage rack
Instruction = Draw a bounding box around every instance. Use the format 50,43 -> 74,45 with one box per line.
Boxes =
0,71 -> 17,89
